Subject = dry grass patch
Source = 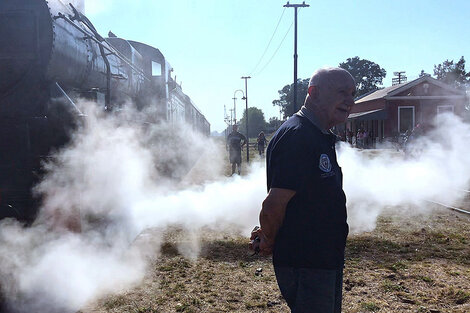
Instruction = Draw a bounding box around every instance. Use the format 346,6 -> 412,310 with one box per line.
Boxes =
82,206 -> 470,313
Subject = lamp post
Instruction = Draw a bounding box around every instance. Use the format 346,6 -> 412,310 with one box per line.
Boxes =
241,76 -> 251,162
233,89 -> 244,124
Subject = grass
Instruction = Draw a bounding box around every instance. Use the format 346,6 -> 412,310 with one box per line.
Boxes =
80,206 -> 470,313
360,302 -> 381,312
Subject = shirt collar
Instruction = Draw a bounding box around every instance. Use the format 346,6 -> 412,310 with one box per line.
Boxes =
296,106 -> 330,134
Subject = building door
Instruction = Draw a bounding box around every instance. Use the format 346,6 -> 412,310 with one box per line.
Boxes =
398,106 -> 415,134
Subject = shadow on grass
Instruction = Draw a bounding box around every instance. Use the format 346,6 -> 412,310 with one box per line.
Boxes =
159,228 -> 470,266
346,232 -> 470,266
200,239 -> 266,263
159,238 -> 268,263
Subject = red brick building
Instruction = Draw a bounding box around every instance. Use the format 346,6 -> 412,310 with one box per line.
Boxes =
342,76 -> 468,144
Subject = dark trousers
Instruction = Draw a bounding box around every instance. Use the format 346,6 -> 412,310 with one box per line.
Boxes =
274,266 -> 344,313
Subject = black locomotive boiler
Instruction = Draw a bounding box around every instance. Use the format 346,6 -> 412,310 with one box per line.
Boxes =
0,0 -> 210,222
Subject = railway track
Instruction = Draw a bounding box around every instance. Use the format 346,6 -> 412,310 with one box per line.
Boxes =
425,200 -> 470,215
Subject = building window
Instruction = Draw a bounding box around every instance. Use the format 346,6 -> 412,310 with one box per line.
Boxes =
398,106 -> 415,134
437,105 -> 454,114
152,61 -> 162,77
436,105 -> 454,124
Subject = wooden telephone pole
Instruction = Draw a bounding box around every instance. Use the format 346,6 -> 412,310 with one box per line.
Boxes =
284,1 -> 309,113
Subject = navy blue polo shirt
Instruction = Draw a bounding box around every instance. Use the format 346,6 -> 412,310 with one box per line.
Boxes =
266,113 -> 348,270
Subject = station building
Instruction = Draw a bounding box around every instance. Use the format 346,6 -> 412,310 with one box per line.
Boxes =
341,76 -> 468,146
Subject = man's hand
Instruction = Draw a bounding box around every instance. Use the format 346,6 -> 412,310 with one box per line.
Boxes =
249,226 -> 273,256
249,226 -> 261,253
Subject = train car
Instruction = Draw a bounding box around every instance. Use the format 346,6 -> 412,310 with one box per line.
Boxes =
0,0 -> 209,222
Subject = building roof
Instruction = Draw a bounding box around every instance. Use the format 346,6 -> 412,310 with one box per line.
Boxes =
348,108 -> 387,120
355,84 -> 404,104
355,76 -> 466,104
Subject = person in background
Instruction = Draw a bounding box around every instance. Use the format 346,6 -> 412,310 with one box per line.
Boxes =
363,129 -> 369,148
368,129 -> 374,148
356,128 -> 364,148
347,129 -> 353,145
226,124 -> 246,175
250,67 -> 355,313
257,131 -> 268,156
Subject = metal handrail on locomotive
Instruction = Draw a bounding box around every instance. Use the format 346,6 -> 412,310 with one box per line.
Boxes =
0,0 -> 210,222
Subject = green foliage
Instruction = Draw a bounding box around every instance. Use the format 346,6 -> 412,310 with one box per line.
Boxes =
238,107 -> 267,138
339,56 -> 387,97
433,56 -> 470,89
272,78 -> 309,118
267,117 -> 282,132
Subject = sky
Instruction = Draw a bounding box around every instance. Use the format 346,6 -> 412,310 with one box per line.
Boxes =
81,0 -> 470,132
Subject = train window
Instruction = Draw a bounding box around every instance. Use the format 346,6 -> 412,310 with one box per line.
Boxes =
152,61 -> 162,76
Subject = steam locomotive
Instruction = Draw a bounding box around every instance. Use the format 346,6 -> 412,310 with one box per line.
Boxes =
0,0 -> 210,222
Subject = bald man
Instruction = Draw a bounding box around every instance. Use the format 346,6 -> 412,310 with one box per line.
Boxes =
250,67 -> 356,312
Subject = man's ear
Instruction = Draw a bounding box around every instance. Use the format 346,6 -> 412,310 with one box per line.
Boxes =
308,85 -> 319,99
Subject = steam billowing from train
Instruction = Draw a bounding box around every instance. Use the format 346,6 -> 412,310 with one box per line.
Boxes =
343,113 -> 470,233
0,102 -> 469,312
0,101 -> 263,313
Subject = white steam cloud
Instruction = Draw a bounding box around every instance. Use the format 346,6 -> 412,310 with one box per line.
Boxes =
342,113 -> 470,233
0,100 -> 468,312
0,101 -> 263,313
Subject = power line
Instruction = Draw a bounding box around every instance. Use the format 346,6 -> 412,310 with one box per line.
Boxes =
248,8 -> 287,76
253,21 -> 293,77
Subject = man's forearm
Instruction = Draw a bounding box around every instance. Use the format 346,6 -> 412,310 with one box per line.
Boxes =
257,188 -> 295,253
259,198 -> 286,244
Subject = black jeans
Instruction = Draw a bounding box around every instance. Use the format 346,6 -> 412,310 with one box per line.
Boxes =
274,266 -> 344,313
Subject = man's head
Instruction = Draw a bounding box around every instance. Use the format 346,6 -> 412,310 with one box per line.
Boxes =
305,67 -> 356,129
232,124 -> 238,132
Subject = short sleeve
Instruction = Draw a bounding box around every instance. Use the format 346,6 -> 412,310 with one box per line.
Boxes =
268,130 -> 311,192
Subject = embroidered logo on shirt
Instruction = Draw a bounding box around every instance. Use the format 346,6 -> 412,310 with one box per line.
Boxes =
319,154 -> 332,173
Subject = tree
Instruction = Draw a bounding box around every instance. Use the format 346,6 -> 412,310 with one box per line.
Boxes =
238,107 -> 268,138
268,117 -> 282,129
272,78 -> 309,119
338,56 -> 387,97
419,70 -> 431,77
433,56 -> 469,89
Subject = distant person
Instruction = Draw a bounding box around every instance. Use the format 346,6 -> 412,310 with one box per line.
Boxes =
356,129 -> 364,148
256,131 -> 268,156
250,67 -> 356,312
363,129 -> 369,148
368,130 -> 374,148
347,129 -> 353,145
226,124 -> 246,175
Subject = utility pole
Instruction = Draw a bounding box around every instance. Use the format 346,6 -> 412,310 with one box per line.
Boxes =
241,76 -> 251,163
284,1 -> 309,114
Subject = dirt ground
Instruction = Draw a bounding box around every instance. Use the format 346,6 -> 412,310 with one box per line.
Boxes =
80,203 -> 470,313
